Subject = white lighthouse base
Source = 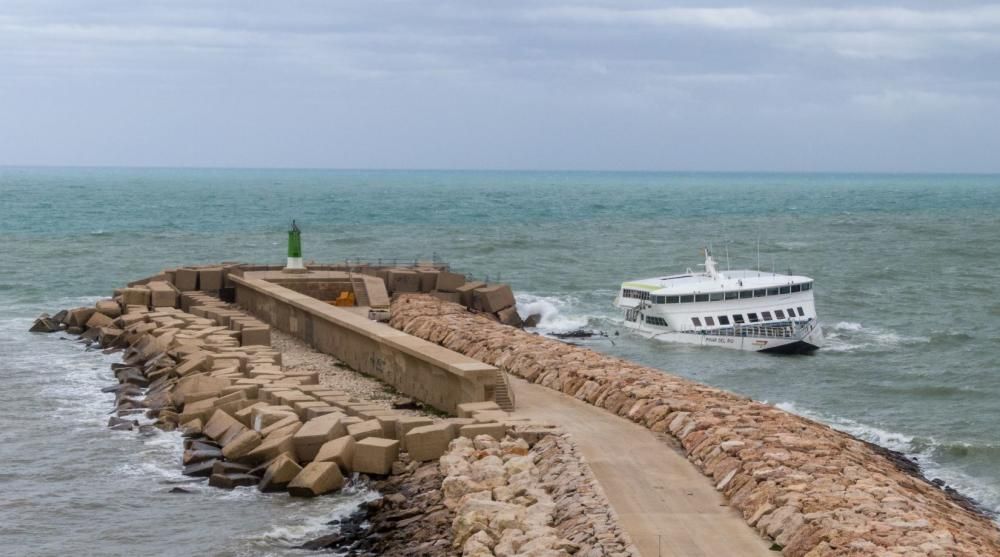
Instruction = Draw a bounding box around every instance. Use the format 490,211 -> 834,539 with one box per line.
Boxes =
283,257 -> 308,273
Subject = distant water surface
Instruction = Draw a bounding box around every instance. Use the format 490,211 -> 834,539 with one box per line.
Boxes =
1,167 -> 998,553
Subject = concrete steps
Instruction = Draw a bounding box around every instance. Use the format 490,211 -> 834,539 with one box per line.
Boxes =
352,278 -> 370,307
493,370 -> 514,411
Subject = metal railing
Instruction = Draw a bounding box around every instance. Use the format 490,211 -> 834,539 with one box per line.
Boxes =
686,318 -> 816,339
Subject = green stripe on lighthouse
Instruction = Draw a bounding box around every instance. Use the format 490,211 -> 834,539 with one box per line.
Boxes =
288,220 -> 302,258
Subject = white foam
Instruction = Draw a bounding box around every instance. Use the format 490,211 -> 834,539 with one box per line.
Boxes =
515,293 -> 591,332
823,321 -> 929,353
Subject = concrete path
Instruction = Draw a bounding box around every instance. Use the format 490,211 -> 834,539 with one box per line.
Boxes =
509,377 -> 773,557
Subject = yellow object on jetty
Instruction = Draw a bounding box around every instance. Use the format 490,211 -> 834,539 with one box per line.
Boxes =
332,291 -> 355,307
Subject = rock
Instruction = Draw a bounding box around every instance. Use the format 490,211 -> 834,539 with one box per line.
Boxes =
523,313 -> 542,328
352,437 -> 400,476
288,461 -> 345,497
209,473 -> 259,489
29,315 -> 61,333
497,306 -> 523,328
182,459 -> 219,477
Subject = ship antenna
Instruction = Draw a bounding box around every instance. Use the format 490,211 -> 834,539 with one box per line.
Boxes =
725,242 -> 731,271
756,236 -> 761,275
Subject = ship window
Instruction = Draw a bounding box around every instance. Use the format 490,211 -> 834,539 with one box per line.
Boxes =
709,292 -> 724,301
767,287 -> 780,295
705,316 -> 715,326
695,294 -> 709,302
665,296 -> 679,304
725,291 -> 739,300
775,309 -> 786,319
733,314 -> 745,324
651,295 -> 663,304
718,315 -> 730,325
762,311 -> 773,320
691,317 -> 702,327
791,284 -> 801,293
797,307 -> 805,317
748,313 -> 759,323
802,282 -> 812,291
680,295 -> 694,303
787,308 -> 796,318
779,286 -> 791,294
754,289 -> 766,297
740,290 -> 753,299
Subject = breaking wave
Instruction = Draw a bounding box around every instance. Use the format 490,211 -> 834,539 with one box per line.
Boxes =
515,293 -> 593,332
823,321 -> 929,353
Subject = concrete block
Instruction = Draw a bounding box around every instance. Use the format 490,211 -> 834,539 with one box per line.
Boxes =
288,461 -> 344,497
198,267 -> 224,291
209,473 -> 259,489
376,415 -> 400,439
95,300 -> 122,318
443,418 -> 476,438
415,269 -> 439,293
347,419 -> 384,442
180,398 -> 219,425
175,268 -> 199,291
148,281 -> 179,308
455,281 -> 486,307
404,423 -> 456,462
245,433 -> 297,464
457,401 -> 501,418
258,454 -> 302,492
204,409 -> 244,441
67,307 -> 97,327
460,423 -> 506,440
352,438 -> 399,476
396,416 -> 434,450
435,271 -> 466,292
430,291 -> 461,304
241,327 -> 271,347
304,406 -> 340,421
221,429 -> 262,460
121,288 -> 151,307
85,312 -> 114,330
260,414 -> 301,437
473,284 -> 515,313
314,435 -> 356,474
387,269 -> 421,293
293,417 -> 347,462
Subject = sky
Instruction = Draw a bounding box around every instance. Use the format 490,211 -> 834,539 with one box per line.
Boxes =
1,1 -> 999,172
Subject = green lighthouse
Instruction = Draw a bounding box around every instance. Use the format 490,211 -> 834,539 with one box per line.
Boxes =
284,220 -> 306,272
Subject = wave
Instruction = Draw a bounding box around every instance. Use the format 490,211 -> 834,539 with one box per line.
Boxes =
774,401 -> 1000,516
515,293 -> 593,332
823,321 -> 929,353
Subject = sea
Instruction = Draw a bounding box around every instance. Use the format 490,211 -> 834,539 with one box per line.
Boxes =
1,167 -> 998,555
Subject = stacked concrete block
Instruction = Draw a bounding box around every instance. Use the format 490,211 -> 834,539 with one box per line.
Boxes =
288,462 -> 344,497
455,281 -> 486,307
434,271 -> 466,292
472,284 -> 516,313
147,281 -> 179,308
386,269 -> 421,294
174,268 -> 199,291
404,423 -> 456,461
198,267 -> 224,291
352,438 -> 399,475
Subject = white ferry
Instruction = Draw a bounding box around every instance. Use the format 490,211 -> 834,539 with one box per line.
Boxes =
613,250 -> 824,353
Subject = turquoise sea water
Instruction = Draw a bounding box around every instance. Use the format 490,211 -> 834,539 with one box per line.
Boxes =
2,167 -> 998,554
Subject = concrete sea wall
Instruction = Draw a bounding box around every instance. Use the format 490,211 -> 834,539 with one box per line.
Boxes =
390,294 -> 1000,557
232,275 -> 499,415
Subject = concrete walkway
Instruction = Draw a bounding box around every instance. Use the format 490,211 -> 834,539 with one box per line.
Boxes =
509,377 -> 773,557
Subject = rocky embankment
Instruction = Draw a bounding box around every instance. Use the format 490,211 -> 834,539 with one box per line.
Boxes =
390,294 -> 1000,557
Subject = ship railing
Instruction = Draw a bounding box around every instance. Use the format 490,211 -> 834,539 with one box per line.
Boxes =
691,319 -> 815,339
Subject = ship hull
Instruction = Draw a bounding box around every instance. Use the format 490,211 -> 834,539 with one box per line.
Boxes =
621,320 -> 824,354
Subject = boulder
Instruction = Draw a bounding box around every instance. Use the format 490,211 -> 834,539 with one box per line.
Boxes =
314,436 -> 356,474
288,461 -> 344,497
404,423 -> 456,462
497,306 -> 523,328
352,437 -> 399,476
258,454 -> 302,492
29,315 -> 61,333
209,473 -> 260,489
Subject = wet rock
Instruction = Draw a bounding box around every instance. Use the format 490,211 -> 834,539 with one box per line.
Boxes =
29,314 -> 61,333
209,473 -> 260,489
183,459 -> 220,477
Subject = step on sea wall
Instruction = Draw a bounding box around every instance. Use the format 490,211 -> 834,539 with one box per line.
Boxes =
389,294 -> 1000,557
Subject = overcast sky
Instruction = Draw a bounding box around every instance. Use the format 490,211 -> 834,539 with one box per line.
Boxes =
1,1 -> 999,172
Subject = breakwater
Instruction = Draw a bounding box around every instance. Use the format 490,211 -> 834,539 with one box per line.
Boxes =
390,294 -> 1000,556
27,266 -> 632,556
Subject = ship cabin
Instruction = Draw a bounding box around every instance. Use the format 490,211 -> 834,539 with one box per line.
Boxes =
615,255 -> 818,333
